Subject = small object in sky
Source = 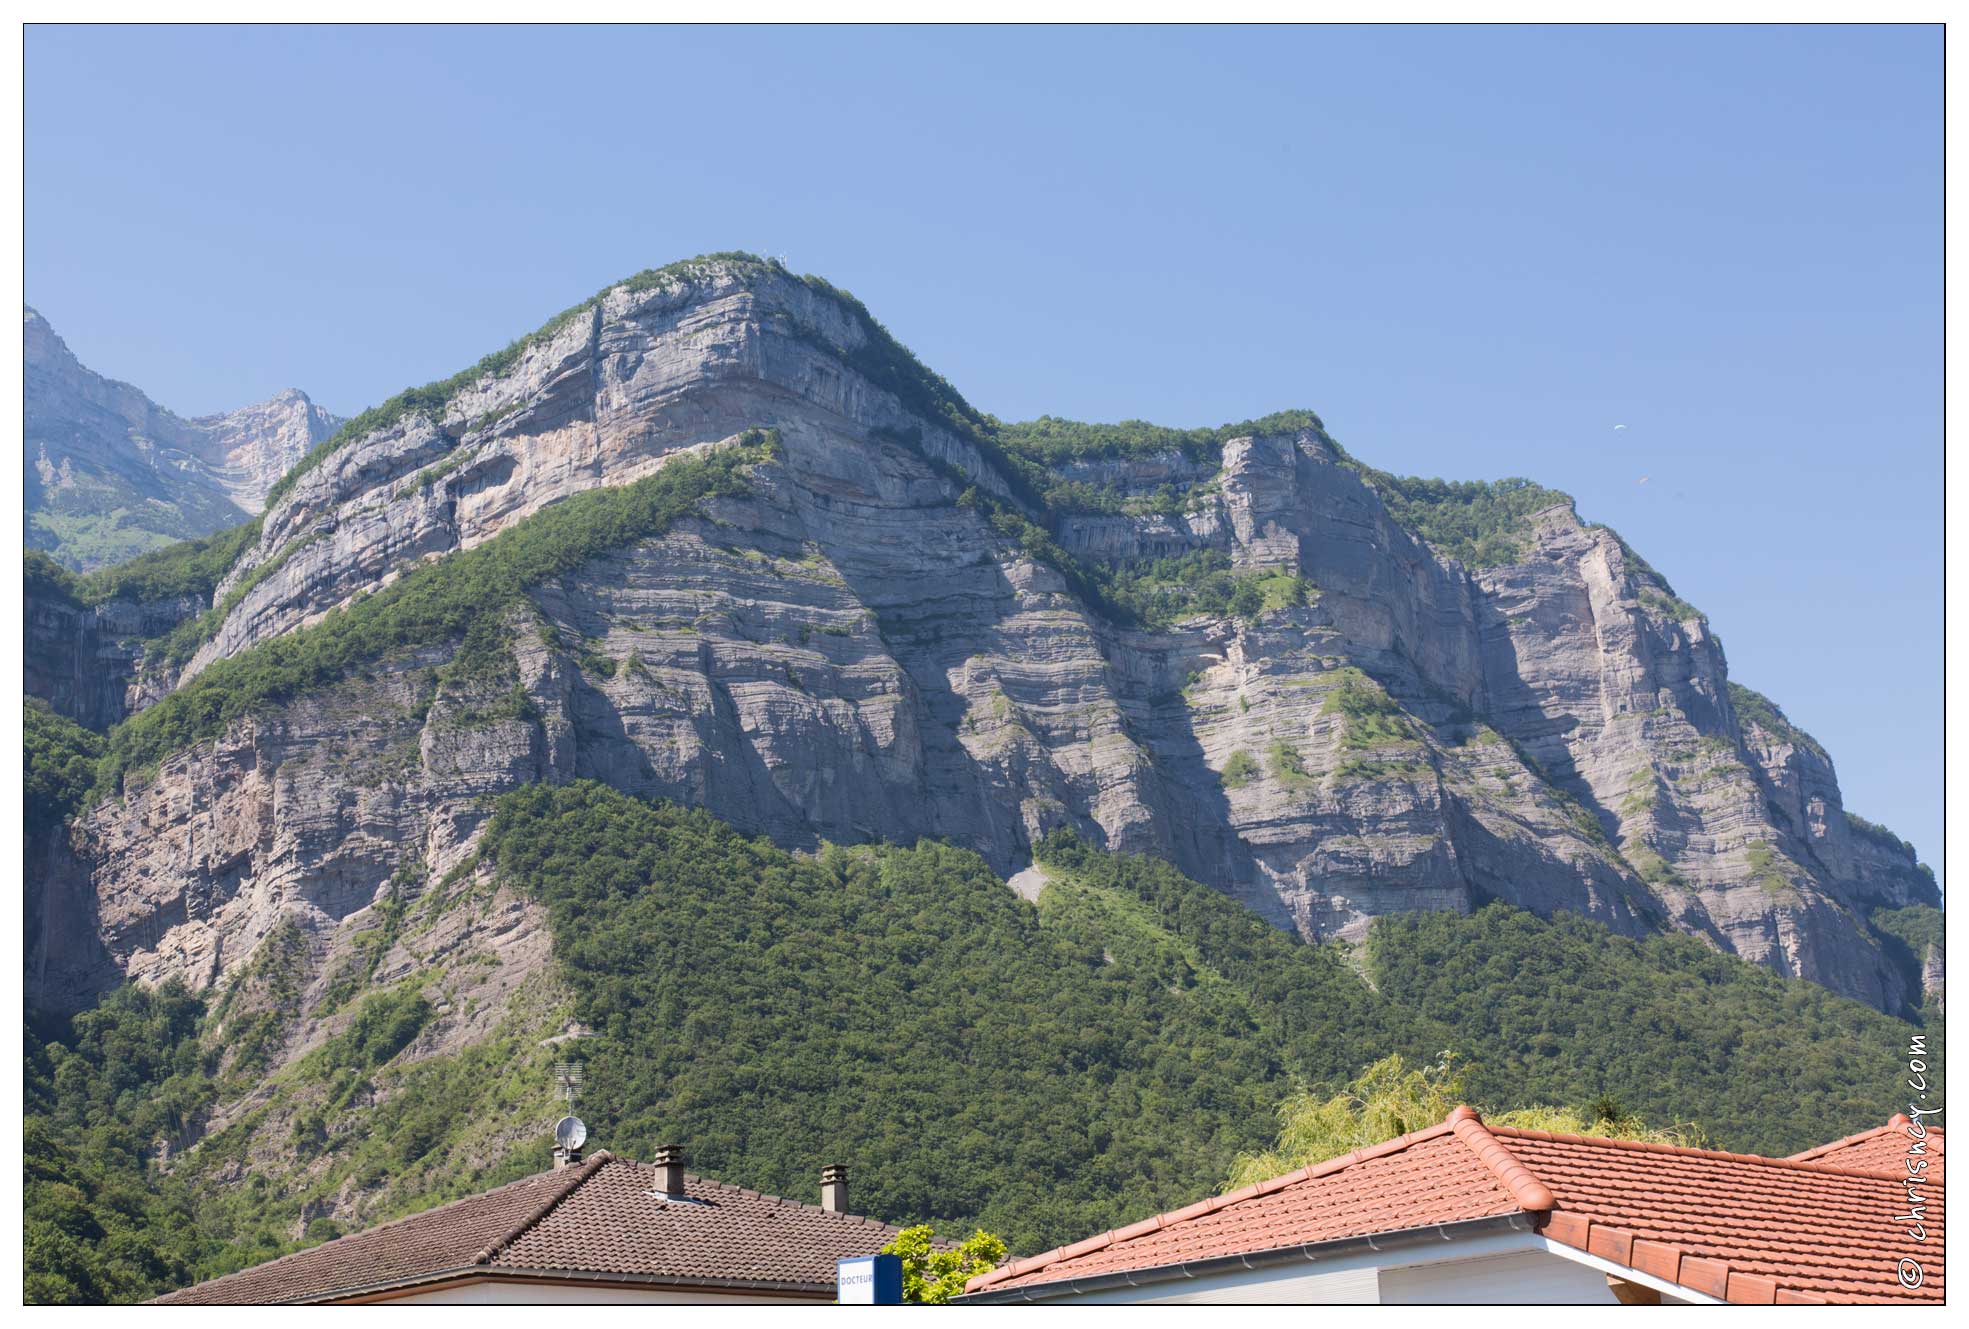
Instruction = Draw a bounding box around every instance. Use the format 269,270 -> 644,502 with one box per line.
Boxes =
1639,475 -> 1650,485
1613,424 -> 1629,431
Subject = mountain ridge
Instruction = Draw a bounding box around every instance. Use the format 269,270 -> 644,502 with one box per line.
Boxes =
26,252 -> 1939,1022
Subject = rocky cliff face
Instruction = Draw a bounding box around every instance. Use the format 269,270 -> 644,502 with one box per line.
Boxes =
30,257 -> 1940,1034
25,584 -> 199,732
24,307 -> 339,570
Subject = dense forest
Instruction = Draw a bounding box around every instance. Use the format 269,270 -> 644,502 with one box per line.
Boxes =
24,782 -> 1936,1302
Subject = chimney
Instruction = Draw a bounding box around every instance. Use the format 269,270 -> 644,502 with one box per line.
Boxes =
820,1163 -> 849,1213
653,1144 -> 686,1198
553,1143 -> 582,1169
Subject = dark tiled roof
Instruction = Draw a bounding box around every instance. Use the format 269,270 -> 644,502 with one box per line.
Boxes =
153,1153 -> 905,1304
965,1111 -> 1945,1305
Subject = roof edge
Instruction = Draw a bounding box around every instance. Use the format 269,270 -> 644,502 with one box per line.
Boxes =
317,1263 -> 842,1305
1538,1213 -> 1816,1305
958,1213 -> 1536,1303
146,1158 -> 620,1305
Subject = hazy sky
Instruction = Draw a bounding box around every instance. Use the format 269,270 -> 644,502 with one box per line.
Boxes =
26,24 -> 1942,883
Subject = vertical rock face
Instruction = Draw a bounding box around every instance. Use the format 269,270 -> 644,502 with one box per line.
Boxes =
30,257 -> 1938,1022
25,570 -> 203,731
24,307 -> 339,569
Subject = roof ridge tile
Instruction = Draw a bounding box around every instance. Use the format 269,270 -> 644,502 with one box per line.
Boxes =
1486,1122 -> 1924,1182
1787,1116 -> 1942,1164
474,1151 -> 614,1267
1445,1108 -> 1555,1211
673,1170 -> 903,1229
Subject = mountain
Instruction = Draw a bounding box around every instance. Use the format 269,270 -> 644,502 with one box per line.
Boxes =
25,253 -> 1940,1014
25,307 -> 340,570
22,253 -> 1942,1299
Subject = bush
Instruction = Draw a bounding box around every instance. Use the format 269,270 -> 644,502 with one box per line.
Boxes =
881,1226 -> 1009,1304
1220,749 -> 1260,789
26,699 -> 103,842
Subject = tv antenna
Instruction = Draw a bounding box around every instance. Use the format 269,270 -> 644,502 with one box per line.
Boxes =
555,1060 -> 583,1108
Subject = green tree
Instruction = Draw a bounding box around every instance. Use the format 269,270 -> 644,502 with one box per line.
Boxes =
880,1225 -> 1009,1304
1226,1052 -> 1700,1187
26,698 -> 103,841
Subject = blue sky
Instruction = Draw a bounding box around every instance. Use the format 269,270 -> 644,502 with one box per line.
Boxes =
26,24 -> 1941,883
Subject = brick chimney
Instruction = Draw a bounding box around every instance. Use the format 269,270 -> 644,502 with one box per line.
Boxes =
652,1144 -> 686,1199
820,1163 -> 849,1213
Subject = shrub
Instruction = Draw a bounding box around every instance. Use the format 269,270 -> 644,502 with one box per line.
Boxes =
1220,749 -> 1261,789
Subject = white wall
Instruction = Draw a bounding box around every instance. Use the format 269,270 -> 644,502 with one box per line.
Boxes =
381,1279 -> 816,1304
1381,1249 -> 1620,1304
1027,1229 -> 1644,1305
1058,1263 -> 1383,1305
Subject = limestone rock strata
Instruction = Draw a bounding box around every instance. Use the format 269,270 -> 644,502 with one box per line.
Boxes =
39,259 -> 1938,1023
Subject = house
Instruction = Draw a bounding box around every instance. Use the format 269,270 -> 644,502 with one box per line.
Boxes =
957,1109 -> 1945,1305
152,1147 -> 904,1304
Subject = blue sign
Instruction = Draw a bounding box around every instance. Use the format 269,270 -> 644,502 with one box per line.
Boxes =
837,1253 -> 902,1304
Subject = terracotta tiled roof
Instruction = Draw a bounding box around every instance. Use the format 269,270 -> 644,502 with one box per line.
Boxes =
963,1112 -> 1945,1305
964,1116 -> 1524,1294
1498,1124 -> 1942,1305
153,1153 -> 906,1304
1788,1113 -> 1944,1183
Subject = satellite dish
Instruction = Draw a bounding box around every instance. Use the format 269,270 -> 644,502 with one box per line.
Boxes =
555,1115 -> 588,1151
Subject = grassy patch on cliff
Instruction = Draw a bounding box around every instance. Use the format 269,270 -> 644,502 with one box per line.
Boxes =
1353,472 -> 1572,568
1729,681 -> 1828,759
1078,548 -> 1313,628
90,435 -> 774,801
35,519 -> 265,610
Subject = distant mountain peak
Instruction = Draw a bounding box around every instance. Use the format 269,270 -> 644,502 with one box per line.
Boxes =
23,307 -> 342,568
